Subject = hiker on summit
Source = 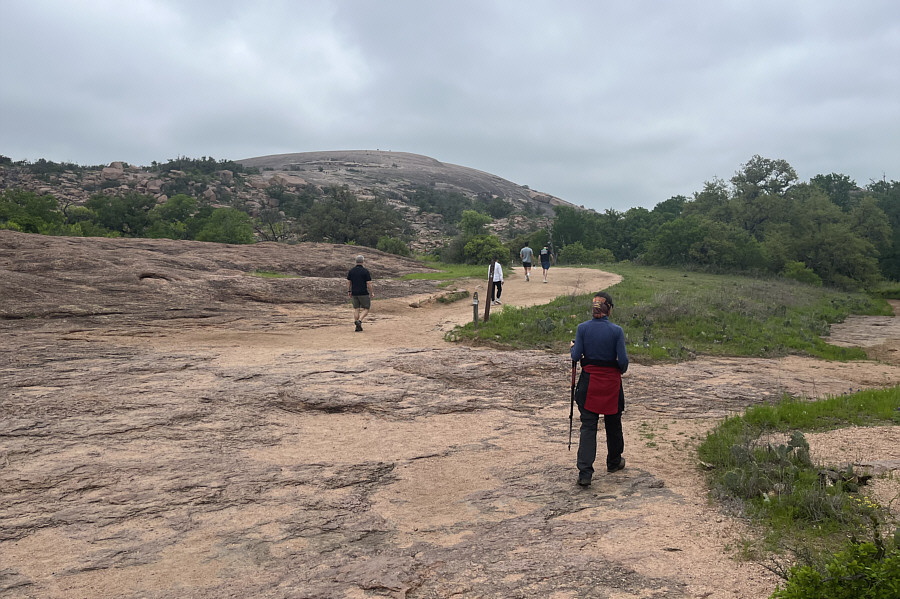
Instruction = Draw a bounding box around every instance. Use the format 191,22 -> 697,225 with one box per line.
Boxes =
519,242 -> 534,282
347,255 -> 373,332
570,292 -> 628,487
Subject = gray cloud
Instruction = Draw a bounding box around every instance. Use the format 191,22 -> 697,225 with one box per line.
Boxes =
2,0 -> 898,211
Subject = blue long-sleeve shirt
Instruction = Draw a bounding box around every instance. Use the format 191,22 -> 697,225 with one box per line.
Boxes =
571,316 -> 629,373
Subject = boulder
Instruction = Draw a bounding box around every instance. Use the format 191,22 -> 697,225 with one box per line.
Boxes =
270,173 -> 307,188
101,166 -> 124,180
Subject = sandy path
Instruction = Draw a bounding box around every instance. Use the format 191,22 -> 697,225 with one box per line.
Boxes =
172,266 -> 620,357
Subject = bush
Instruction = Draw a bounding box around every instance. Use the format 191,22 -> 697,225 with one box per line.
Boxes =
462,234 -> 506,265
0,190 -> 64,233
782,261 -> 823,286
194,208 -> 255,244
772,536 -> 900,598
558,242 -> 616,265
376,236 -> 411,257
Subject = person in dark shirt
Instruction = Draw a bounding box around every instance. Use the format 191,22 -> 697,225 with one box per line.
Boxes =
570,292 -> 628,486
346,255 -> 373,332
539,245 -> 552,283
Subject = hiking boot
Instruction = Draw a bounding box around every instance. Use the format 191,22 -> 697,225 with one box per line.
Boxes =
354,320 -> 363,332
607,457 -> 625,473
577,476 -> 591,487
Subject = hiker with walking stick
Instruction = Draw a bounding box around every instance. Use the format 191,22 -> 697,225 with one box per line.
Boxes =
569,292 -> 628,487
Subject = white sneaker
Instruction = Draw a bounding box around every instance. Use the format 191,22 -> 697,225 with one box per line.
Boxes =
526,274 -> 529,281
495,299 -> 502,304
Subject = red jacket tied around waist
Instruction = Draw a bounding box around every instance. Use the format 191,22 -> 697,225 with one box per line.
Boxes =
580,365 -> 622,415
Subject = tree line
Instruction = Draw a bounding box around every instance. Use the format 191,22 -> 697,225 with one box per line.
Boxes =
4,153 -> 899,289
0,183 -> 411,249
550,155 -> 899,289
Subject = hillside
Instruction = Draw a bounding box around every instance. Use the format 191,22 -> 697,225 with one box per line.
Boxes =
237,150 -> 571,214
0,151 -> 578,250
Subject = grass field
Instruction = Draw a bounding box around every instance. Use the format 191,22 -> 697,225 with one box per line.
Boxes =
445,263 -> 891,362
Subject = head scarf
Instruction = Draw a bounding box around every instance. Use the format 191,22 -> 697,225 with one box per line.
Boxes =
592,295 -> 611,318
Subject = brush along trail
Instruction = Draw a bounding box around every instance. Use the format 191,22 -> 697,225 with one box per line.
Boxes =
2,230 -> 900,598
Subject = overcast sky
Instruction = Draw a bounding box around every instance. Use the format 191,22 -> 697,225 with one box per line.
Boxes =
2,1 -> 898,212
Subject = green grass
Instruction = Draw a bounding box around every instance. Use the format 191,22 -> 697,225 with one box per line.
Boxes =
871,280 -> 900,300
250,270 -> 299,278
698,388 -> 900,582
400,260 -> 485,281
445,264 -> 891,362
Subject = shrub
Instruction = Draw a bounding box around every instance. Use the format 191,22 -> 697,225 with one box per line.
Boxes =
463,234 -> 506,265
194,207 -> 255,244
558,242 -> 616,265
376,236 -> 411,257
782,261 -> 823,287
771,536 -> 900,598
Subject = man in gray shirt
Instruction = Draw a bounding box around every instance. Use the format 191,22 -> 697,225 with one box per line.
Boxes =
519,242 -> 534,282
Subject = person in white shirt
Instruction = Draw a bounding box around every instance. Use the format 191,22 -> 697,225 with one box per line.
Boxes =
489,256 -> 504,305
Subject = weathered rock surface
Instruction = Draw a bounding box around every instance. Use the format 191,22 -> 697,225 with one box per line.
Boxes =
2,231 -> 899,598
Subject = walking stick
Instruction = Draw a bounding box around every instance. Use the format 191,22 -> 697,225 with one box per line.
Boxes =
568,359 -> 576,450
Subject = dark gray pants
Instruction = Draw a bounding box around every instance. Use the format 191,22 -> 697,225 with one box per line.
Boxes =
576,387 -> 624,479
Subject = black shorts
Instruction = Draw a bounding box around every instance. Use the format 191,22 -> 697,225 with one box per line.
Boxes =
351,295 -> 371,309
522,262 -> 532,268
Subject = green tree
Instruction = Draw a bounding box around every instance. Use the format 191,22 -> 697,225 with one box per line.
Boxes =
866,179 -> 900,279
849,196 -> 892,257
784,190 -> 880,288
551,205 -> 589,250
458,210 -> 492,237
463,234 -> 506,265
84,192 -> 157,237
729,156 -> 799,240
475,195 -> 514,219
643,216 -> 710,265
301,185 -> 406,246
0,190 -> 64,233
617,207 -> 663,260
652,195 -> 687,220
644,215 -> 763,270
731,154 -> 798,200
407,187 -> 474,228
558,242 -> 616,265
195,208 -> 255,244
377,236 -> 411,256
254,209 -> 296,242
153,193 -> 198,222
683,178 -> 731,221
810,173 -> 858,212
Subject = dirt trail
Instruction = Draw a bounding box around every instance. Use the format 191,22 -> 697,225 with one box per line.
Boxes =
3,256 -> 900,599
